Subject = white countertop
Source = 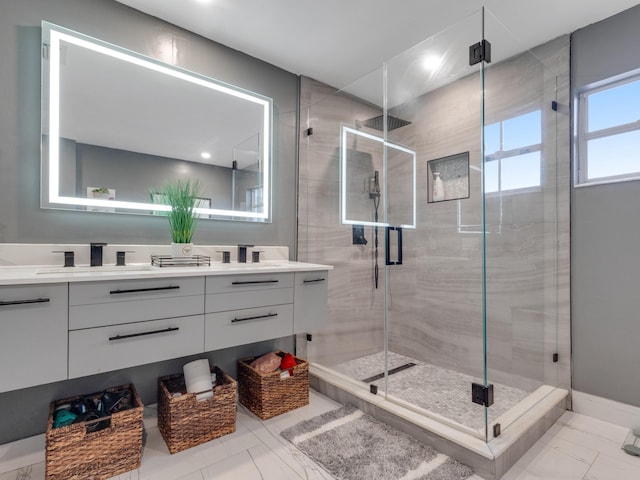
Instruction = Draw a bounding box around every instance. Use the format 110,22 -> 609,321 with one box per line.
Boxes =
0,260 -> 332,286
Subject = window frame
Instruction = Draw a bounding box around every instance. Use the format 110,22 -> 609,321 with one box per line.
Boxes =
484,110 -> 543,195
576,72 -> 640,186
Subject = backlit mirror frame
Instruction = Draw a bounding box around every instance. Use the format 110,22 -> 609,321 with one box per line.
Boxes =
41,21 -> 272,221
340,125 -> 416,228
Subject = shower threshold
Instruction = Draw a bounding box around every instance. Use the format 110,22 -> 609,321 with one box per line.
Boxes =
310,363 -> 568,480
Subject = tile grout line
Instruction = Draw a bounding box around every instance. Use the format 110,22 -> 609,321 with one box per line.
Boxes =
581,451 -> 600,480
237,403 -> 334,479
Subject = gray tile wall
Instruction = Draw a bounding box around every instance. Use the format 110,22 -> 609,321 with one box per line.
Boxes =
298,36 -> 570,399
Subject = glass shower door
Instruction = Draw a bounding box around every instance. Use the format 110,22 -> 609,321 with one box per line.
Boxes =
482,8 -> 565,442
298,67 -> 391,395
382,10 -> 488,437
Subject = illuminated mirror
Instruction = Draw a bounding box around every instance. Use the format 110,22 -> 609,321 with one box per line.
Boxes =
340,125 -> 416,228
41,22 -> 272,221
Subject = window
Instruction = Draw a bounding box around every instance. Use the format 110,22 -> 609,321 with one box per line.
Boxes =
484,110 -> 542,193
577,75 -> 640,184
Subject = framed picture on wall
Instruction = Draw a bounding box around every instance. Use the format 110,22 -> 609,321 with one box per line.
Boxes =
86,187 -> 116,212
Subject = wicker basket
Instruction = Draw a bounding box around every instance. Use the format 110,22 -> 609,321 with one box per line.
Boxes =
158,365 -> 237,454
238,351 -> 309,420
45,384 -> 143,480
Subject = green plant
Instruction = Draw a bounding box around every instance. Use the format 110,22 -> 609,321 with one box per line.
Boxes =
92,187 -> 110,194
158,179 -> 201,244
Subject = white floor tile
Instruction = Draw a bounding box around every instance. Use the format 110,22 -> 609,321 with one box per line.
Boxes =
546,412 -> 639,469
0,461 -> 45,480
0,435 -> 45,474
584,452 -> 640,480
200,450 -> 263,480
175,472 -> 204,480
500,437 -> 591,480
137,425 -> 213,480
537,430 -> 600,465
246,443 -> 303,479
5,392 -> 640,480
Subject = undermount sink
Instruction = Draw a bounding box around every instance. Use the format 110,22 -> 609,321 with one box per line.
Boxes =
36,264 -> 154,274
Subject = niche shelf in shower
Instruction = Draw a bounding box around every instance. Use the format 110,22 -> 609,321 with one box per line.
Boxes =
427,152 -> 470,203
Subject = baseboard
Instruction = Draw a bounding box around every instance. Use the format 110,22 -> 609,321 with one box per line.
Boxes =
572,390 -> 640,431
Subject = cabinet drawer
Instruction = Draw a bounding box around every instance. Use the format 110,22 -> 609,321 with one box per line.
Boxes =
205,304 -> 293,351
205,272 -> 293,294
69,315 -> 204,378
205,287 -> 293,313
69,277 -> 204,329
0,284 -> 68,392
70,276 -> 204,306
293,271 -> 329,333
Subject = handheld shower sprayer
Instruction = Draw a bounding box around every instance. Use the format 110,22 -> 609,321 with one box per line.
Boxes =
370,170 -> 381,289
369,170 -> 381,199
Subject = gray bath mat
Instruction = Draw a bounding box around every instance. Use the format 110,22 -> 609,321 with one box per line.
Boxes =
281,405 -> 473,480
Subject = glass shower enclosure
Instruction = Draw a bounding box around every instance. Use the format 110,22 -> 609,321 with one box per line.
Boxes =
298,8 -> 568,444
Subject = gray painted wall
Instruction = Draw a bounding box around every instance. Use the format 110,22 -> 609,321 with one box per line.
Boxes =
0,0 -> 298,444
76,143 -> 234,209
0,0 -> 298,248
571,4 -> 640,407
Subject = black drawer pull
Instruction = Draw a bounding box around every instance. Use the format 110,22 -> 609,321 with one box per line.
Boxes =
109,327 -> 179,341
0,298 -> 50,306
303,278 -> 326,284
109,285 -> 180,295
231,280 -> 279,285
231,313 -> 278,323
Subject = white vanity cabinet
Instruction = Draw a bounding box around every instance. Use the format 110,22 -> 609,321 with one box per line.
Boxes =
0,284 -> 68,393
0,258 -> 330,389
293,271 -> 329,333
204,273 -> 295,351
68,276 -> 205,378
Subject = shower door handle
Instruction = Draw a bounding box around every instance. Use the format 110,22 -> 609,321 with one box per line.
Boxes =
385,226 -> 403,266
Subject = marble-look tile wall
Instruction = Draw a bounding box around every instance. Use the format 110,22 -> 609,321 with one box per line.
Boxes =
298,36 -> 570,399
298,76 -> 387,365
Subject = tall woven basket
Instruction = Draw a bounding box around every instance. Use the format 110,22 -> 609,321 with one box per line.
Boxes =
238,351 -> 309,420
45,384 -> 143,480
158,365 -> 237,454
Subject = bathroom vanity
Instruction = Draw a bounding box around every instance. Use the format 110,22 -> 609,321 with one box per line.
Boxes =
0,246 -> 330,393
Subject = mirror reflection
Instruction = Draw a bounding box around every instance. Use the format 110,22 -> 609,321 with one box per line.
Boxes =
41,22 -> 272,221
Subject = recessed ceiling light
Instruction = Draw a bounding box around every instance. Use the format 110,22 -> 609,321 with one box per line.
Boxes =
422,55 -> 442,72
201,152 -> 211,159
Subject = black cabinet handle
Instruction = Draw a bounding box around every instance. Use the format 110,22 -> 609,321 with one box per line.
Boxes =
231,313 -> 278,323
303,278 -> 326,284
109,327 -> 179,341
231,280 -> 279,285
0,298 -> 50,306
109,285 -> 180,295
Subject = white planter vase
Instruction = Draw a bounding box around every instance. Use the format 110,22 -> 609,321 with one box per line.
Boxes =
171,242 -> 193,258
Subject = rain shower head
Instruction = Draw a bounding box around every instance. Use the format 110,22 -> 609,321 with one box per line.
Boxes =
359,114 -> 411,131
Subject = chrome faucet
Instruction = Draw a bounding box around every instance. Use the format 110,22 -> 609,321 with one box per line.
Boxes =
90,243 -> 107,266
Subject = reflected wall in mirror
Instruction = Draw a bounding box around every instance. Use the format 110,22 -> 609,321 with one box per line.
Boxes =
41,22 -> 272,221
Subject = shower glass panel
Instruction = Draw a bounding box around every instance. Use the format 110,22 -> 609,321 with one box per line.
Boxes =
382,11 -> 487,437
299,7 -> 568,444
482,9 -> 562,441
298,66 -> 389,395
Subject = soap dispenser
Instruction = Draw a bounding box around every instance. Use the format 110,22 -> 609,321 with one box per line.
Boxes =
432,172 -> 445,202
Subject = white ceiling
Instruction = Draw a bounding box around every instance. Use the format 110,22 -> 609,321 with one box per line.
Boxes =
114,0 -> 640,91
